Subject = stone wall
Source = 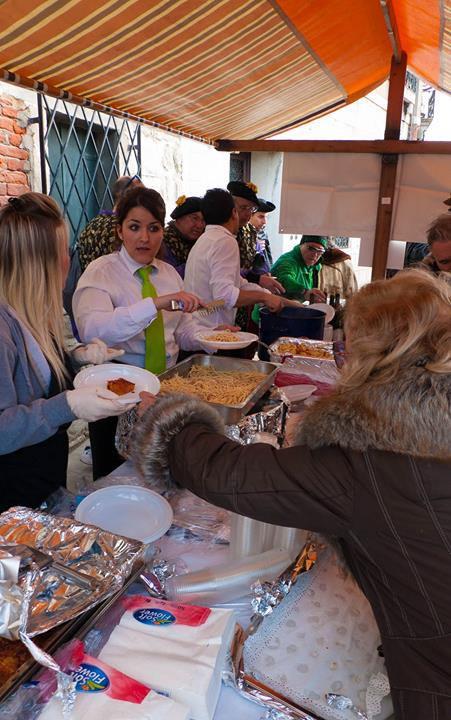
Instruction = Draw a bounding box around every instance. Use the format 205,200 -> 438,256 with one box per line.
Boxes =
0,94 -> 31,204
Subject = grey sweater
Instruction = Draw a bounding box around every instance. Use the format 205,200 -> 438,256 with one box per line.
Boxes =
0,303 -> 76,454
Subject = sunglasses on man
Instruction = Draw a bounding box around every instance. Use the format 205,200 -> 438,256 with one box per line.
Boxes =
304,244 -> 325,256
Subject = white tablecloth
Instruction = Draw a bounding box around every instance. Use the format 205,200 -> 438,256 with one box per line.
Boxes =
107,462 -> 263,720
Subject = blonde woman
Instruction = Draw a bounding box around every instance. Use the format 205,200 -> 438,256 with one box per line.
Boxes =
0,193 -> 135,511
134,269 -> 451,719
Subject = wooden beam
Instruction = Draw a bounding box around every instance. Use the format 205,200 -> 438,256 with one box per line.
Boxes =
215,139 -> 451,154
372,52 -> 407,279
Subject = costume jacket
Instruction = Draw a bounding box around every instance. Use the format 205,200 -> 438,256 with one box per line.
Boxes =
77,212 -> 117,272
161,221 -> 193,279
135,366 -> 451,720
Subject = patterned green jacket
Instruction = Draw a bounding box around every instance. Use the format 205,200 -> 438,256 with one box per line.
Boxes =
77,213 -> 118,271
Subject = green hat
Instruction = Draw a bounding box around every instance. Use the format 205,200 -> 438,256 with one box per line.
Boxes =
300,235 -> 328,249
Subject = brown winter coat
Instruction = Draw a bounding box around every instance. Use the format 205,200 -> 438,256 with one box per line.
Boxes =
137,366 -> 451,719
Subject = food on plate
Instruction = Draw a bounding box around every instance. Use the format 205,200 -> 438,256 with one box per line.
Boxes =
106,378 -> 136,395
203,331 -> 239,342
160,365 -> 264,404
276,341 -> 333,359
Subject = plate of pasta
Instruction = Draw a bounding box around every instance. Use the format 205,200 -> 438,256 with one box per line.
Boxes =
196,330 -> 258,351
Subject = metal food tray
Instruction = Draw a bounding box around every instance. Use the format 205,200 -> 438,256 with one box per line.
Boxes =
269,337 -> 335,366
0,564 -> 144,703
159,354 -> 278,424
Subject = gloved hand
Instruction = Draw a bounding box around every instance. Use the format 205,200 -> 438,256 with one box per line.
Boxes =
66,387 -> 136,422
71,338 -> 124,365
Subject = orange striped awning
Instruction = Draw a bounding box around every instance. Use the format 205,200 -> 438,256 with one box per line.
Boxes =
0,0 -> 449,142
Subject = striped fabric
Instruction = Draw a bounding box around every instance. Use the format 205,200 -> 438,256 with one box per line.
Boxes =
441,1 -> 451,90
0,0 -> 449,141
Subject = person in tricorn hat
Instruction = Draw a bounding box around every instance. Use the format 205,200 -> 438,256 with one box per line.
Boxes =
227,181 -> 284,296
161,195 -> 205,278
271,235 -> 327,302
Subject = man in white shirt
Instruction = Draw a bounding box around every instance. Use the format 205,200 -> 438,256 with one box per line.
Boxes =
184,189 -> 283,330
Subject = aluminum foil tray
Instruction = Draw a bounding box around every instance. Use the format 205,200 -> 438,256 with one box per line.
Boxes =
0,565 -> 144,703
0,508 -> 143,637
269,337 -> 335,366
158,354 -> 278,424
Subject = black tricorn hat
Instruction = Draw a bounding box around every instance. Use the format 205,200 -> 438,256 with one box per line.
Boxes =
256,197 -> 276,213
226,180 -> 259,205
170,195 -> 202,220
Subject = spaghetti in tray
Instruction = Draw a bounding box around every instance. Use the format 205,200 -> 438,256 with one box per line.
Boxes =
160,364 -> 265,404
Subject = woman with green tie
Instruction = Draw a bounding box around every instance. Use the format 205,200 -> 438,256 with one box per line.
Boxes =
73,186 -> 207,478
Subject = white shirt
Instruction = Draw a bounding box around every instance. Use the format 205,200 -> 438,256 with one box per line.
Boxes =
184,224 -> 262,328
73,246 -> 204,368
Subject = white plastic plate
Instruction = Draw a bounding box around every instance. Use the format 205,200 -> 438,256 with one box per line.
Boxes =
73,363 -> 160,404
197,331 -> 258,351
75,485 -> 173,544
308,303 -> 335,324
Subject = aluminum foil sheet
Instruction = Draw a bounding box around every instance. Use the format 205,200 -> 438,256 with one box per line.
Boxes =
249,540 -> 319,624
222,641 -> 321,720
0,549 -> 21,582
225,402 -> 286,446
0,507 -> 143,638
224,541 -> 324,720
269,337 -> 334,366
326,694 -> 368,719
241,676 -> 322,720
117,395 -> 286,458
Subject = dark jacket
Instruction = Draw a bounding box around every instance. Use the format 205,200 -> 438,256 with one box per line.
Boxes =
135,366 -> 451,719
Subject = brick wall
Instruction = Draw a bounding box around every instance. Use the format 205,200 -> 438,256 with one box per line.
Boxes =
0,94 -> 30,205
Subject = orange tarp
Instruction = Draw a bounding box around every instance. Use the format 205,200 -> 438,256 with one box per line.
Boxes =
0,0 -> 449,141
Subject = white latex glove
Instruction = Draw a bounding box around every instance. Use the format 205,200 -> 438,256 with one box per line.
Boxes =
71,338 -> 124,365
66,387 -> 136,422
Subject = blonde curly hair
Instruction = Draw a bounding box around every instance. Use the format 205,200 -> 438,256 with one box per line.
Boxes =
341,268 -> 451,389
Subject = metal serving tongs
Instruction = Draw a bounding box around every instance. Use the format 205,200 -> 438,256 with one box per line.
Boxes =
170,299 -> 225,316
2,544 -> 96,591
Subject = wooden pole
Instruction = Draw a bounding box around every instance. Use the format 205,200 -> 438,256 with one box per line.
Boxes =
215,139 -> 451,154
371,52 -> 407,279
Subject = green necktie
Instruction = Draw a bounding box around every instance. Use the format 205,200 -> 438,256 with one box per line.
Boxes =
138,266 -> 167,375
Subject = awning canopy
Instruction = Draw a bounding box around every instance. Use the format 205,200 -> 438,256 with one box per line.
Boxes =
0,0 -> 449,142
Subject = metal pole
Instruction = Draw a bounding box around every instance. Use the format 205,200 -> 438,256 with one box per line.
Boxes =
37,94 -> 47,194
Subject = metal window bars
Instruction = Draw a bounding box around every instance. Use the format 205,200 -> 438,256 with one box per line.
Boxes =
37,94 -> 141,245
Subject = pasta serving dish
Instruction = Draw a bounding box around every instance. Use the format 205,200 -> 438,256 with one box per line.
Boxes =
158,355 -> 278,423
